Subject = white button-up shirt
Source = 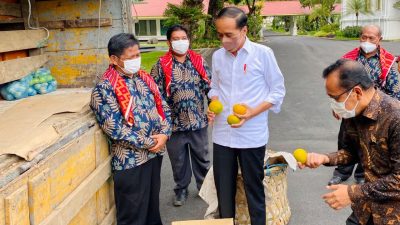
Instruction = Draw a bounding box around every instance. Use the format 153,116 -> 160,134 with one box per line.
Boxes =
209,38 -> 285,148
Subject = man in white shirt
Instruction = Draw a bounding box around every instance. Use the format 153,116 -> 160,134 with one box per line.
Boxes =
207,7 -> 285,225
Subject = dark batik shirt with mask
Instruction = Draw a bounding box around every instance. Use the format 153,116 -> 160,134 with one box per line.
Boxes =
325,90 -> 400,225
151,56 -> 211,132
358,51 -> 400,100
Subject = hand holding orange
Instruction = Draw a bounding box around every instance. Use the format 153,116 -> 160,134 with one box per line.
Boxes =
227,114 -> 241,125
233,104 -> 247,115
293,148 -> 308,164
209,100 -> 223,115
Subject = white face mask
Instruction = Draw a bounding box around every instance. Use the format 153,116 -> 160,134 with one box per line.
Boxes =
360,41 -> 377,54
119,57 -> 141,75
171,40 -> 190,54
330,89 -> 359,119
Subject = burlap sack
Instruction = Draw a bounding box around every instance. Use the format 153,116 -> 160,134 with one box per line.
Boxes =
235,152 -> 291,225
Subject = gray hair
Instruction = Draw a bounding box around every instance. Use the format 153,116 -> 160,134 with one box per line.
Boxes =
362,24 -> 382,37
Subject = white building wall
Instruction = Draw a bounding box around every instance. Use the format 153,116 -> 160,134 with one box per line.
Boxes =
341,0 -> 400,40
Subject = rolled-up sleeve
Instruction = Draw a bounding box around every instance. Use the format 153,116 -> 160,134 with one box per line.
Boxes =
263,49 -> 285,113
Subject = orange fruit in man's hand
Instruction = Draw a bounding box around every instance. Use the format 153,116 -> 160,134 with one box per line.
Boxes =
227,114 -> 241,125
293,148 -> 308,164
233,104 -> 247,115
209,100 -> 223,115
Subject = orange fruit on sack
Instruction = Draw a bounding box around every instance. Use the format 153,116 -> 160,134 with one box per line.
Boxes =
233,104 -> 247,115
209,100 -> 223,115
293,148 -> 308,164
227,114 -> 241,125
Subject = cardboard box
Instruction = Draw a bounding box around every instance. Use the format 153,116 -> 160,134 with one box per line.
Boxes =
172,218 -> 234,225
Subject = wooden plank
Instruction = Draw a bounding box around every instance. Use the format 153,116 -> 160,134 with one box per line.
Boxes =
36,0 -> 117,21
99,206 -> 116,225
40,18 -> 112,29
4,185 -> 30,225
28,169 -> 51,225
0,197 -> 5,225
39,21 -> 64,29
49,131 -> 96,209
0,2 -> 21,17
95,130 -> 109,167
65,18 -> 112,28
0,30 -> 47,53
0,18 -> 24,24
39,156 -> 112,225
96,182 -> 111,223
68,195 -> 97,225
0,54 -> 48,84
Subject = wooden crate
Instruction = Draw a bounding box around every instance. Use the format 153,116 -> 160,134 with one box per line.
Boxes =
0,0 -> 133,88
0,98 -> 115,225
0,29 -> 48,84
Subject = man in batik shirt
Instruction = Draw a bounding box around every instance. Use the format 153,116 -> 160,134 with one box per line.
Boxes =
90,33 -> 171,225
151,25 -> 211,207
300,59 -> 400,225
328,25 -> 400,186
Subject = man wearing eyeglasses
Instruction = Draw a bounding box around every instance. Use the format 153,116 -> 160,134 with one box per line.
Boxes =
299,59 -> 400,225
328,24 -> 400,187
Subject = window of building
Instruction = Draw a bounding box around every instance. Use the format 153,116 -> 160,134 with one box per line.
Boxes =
365,0 -> 371,11
376,0 -> 381,10
135,20 -> 157,36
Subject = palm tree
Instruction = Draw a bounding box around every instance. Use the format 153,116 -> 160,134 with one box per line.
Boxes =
346,0 -> 372,26
308,5 -> 331,27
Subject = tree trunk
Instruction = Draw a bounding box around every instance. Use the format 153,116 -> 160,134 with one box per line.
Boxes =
246,0 -> 257,16
182,0 -> 204,40
204,0 -> 223,39
356,12 -> 359,26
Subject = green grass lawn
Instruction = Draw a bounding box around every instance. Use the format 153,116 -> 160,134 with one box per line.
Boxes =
141,41 -> 168,48
141,51 -> 166,73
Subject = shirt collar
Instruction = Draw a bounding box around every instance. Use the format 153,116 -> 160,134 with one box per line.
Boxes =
172,54 -> 189,64
361,89 -> 382,121
241,37 -> 252,53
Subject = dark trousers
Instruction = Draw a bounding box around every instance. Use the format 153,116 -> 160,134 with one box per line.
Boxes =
333,164 -> 364,180
213,143 -> 266,225
333,121 -> 364,180
113,156 -> 163,225
346,213 -> 374,225
166,127 -> 210,194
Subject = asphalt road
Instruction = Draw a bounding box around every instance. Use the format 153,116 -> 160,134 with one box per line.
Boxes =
159,34 -> 400,225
